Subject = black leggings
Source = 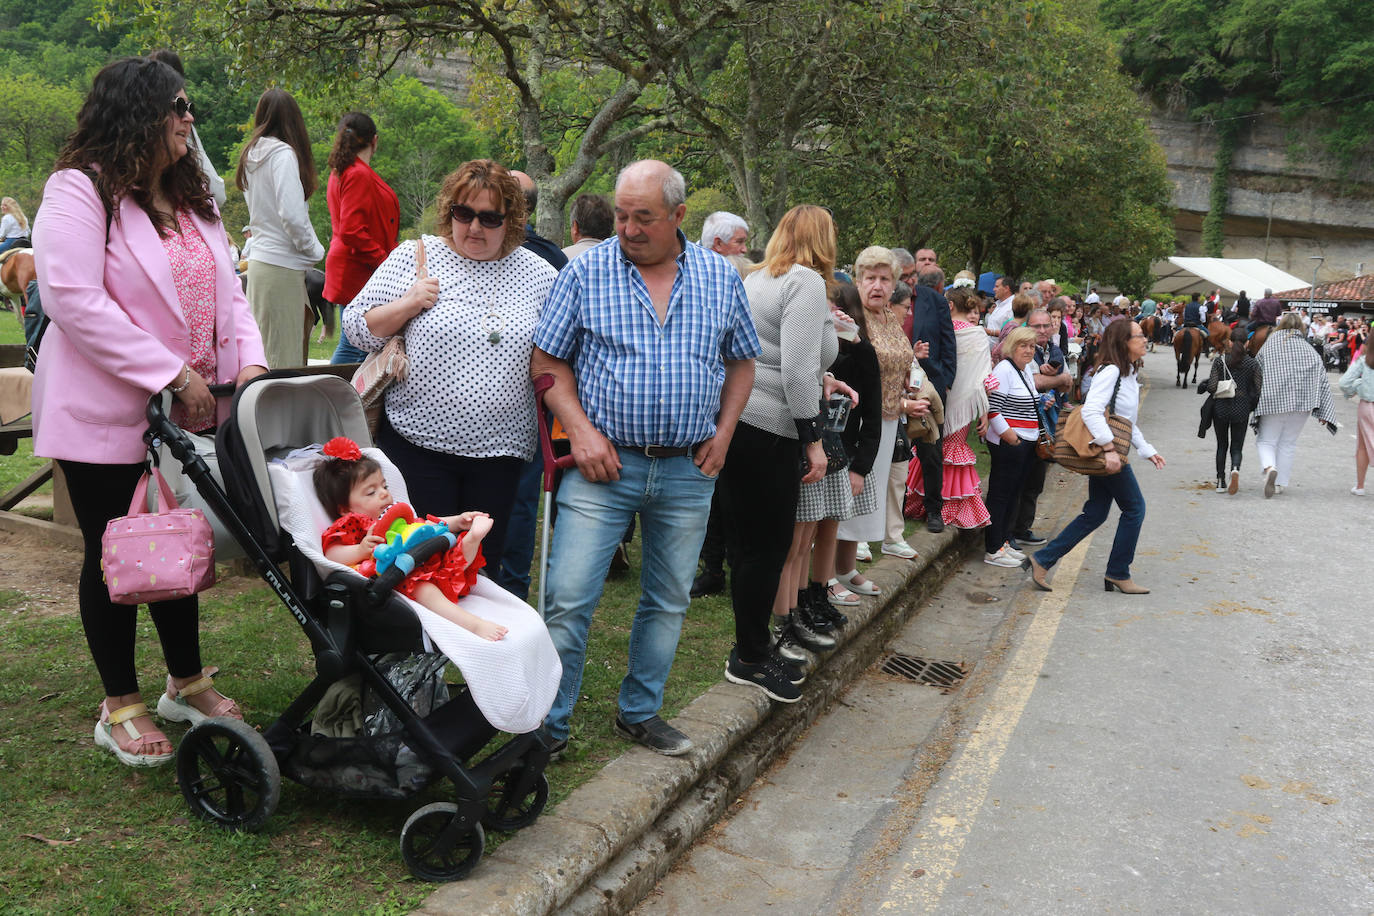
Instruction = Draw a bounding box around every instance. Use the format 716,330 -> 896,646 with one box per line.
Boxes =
1212,417 -> 1249,478
58,460 -> 203,698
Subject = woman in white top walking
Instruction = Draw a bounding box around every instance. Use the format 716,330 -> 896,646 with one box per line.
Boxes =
1025,319 -> 1166,594
236,88 -> 325,368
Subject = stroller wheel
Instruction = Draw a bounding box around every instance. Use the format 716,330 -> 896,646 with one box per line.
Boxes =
401,802 -> 485,882
176,718 -> 280,832
482,771 -> 549,832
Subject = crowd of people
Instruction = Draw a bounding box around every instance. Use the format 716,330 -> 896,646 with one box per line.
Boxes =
17,54 -> 1364,770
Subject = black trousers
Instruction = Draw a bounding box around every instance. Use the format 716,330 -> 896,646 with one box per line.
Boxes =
1213,416 -> 1249,477
913,434 -> 944,517
717,423 -> 801,663
59,460 -> 204,698
985,439 -> 1036,554
377,412 -> 524,584
1014,451 -> 1047,537
696,489 -> 728,574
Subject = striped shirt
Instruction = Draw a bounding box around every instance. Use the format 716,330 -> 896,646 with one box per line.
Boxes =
984,358 -> 1042,443
533,231 -> 761,447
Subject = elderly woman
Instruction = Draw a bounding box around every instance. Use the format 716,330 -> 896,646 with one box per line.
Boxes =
982,325 -> 1042,567
718,204 -> 852,703
344,159 -> 557,568
835,247 -> 928,570
1254,311 -> 1337,498
33,57 -> 268,766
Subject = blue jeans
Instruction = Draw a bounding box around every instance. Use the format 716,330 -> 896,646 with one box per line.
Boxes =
1033,464 -> 1146,581
330,305 -> 368,364
542,449 -> 717,740
0,237 -> 26,256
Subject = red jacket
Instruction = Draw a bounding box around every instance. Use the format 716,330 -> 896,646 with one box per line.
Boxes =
324,158 -> 400,304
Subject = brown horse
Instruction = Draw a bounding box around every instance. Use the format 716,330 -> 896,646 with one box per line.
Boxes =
0,249 -> 36,313
1172,326 -> 1204,387
1205,319 -> 1231,356
1140,315 -> 1158,352
1246,324 -> 1272,356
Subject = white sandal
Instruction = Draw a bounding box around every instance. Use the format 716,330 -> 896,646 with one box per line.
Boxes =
825,578 -> 861,607
836,569 -> 880,596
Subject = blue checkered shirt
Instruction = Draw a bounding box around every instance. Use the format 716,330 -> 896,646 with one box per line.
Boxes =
533,232 -> 761,447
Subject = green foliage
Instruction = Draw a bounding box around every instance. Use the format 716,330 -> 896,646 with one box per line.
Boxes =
1202,121 -> 1236,257
682,187 -> 740,246
1102,0 -> 1374,166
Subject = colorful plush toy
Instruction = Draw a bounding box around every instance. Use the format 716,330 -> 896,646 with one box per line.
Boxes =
368,503 -> 456,576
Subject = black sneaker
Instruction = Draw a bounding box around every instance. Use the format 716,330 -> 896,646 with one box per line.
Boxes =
689,569 -> 727,598
613,714 -> 693,756
725,649 -> 802,703
789,607 -> 837,652
926,515 -> 946,534
1012,530 -> 1047,547
772,616 -> 809,665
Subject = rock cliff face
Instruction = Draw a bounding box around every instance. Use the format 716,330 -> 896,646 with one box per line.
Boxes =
1152,105 -> 1374,284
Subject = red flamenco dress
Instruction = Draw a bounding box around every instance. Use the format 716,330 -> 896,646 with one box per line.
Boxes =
322,505 -> 484,602
905,320 -> 991,530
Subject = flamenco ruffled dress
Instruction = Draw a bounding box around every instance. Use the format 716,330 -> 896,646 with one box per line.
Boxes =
905,424 -> 991,529
322,508 -> 484,602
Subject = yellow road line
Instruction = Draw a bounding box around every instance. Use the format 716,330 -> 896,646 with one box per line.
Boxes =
878,537 -> 1095,913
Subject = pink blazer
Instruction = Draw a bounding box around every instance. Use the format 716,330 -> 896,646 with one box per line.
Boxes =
32,168 -> 267,464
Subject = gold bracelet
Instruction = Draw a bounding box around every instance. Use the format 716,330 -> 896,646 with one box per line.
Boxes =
168,365 -> 191,394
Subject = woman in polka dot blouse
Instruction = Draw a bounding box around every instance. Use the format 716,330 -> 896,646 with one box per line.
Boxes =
343,159 -> 556,568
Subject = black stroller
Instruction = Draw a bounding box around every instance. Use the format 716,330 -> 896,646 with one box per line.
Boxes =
144,372 -> 557,881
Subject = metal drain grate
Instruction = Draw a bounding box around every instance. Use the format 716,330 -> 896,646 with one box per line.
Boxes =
880,654 -> 968,692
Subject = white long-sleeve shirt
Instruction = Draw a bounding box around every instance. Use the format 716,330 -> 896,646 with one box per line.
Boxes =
1082,364 -> 1156,459
191,125 -> 226,209
241,136 -> 324,271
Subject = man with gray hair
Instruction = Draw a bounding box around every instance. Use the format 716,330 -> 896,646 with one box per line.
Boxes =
532,160 -> 761,757
700,210 -> 749,257
893,248 -> 918,287
1248,288 -> 1281,335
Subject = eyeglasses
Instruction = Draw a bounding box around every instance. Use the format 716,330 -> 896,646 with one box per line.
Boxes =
1028,322 -> 1052,329
170,97 -> 195,119
449,204 -> 506,229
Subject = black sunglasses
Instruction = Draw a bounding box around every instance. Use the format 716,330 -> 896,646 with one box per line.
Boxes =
449,204 -> 506,229
170,97 -> 196,119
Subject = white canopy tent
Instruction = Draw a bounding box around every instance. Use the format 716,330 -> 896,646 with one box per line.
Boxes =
1149,257 -> 1310,300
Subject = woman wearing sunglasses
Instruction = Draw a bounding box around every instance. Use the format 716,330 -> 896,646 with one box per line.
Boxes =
236,87 -> 325,368
31,57 -> 267,766
343,159 -> 557,571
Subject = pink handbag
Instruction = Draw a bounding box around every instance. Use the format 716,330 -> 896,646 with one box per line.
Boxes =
101,468 -> 216,604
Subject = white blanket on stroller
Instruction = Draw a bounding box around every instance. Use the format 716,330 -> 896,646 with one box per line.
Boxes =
268,448 -> 561,735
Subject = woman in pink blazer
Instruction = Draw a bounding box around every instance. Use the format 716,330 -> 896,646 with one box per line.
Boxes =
32,57 -> 267,768
324,111 -> 400,364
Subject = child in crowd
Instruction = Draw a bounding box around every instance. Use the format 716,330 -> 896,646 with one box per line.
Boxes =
313,437 -> 507,641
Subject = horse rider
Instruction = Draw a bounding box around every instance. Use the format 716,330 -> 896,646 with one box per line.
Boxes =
1182,293 -> 1205,330
1246,288 -> 1281,338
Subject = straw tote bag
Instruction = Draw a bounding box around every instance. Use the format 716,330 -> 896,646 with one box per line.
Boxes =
1052,375 -> 1132,476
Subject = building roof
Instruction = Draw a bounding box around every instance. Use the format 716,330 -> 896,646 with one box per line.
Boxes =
1275,274 -> 1374,303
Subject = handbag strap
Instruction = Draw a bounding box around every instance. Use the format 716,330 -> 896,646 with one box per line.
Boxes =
1107,373 -> 1123,415
1007,359 -> 1049,434
127,468 -> 180,517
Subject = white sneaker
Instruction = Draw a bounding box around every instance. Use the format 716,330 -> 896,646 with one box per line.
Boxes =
1353,487 -> 1366,496
855,541 -> 872,562
881,540 -> 918,559
1002,542 -> 1026,562
983,547 -> 1022,568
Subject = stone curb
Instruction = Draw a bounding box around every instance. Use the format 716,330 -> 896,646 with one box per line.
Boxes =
416,527 -> 978,916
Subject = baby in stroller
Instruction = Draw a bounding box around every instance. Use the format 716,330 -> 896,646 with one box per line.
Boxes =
313,437 -> 507,642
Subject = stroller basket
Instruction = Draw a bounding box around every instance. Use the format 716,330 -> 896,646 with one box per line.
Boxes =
144,373 -> 559,881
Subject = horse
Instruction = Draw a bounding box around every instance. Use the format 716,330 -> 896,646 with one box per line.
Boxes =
0,249 -> 36,314
1140,314 -> 1158,352
1172,326 -> 1203,387
1205,319 -> 1231,357
1246,324 -> 1272,356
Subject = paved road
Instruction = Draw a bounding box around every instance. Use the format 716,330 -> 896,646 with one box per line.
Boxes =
634,349 -> 1373,914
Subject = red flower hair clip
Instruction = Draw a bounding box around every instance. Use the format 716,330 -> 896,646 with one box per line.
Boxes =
322,437 -> 363,462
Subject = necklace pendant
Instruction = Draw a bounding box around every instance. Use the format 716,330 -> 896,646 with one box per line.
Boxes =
488,329 -> 501,345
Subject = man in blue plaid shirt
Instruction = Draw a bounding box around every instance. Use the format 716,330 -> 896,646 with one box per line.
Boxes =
531,159 -> 761,756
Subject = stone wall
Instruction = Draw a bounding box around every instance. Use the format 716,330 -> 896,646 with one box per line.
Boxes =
1151,105 -> 1374,283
